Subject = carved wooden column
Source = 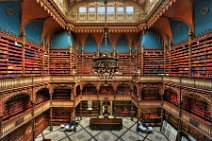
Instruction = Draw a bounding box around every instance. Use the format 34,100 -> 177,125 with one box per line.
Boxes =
99,101 -> 103,118
20,32 -> 26,76
47,45 -> 50,75
72,107 -> 76,118
177,86 -> 182,141
110,100 -> 113,118
49,87 -> 53,131
31,101 -> 35,141
169,42 -> 172,75
70,45 -> 73,75
129,47 -> 132,75
80,88 -> 83,119
130,99 -> 134,121
80,100 -> 82,120
164,43 -> 166,76
141,41 -> 144,75
0,97 -> 3,137
188,28 -> 193,77
42,43 -> 45,76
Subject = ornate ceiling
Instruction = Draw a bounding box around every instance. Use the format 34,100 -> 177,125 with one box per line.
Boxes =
69,0 -> 147,7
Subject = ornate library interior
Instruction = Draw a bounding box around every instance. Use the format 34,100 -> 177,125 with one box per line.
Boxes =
0,0 -> 211,141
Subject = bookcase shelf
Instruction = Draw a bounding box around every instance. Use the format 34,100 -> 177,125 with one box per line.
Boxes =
117,85 -> 130,95
52,108 -> 71,125
50,49 -> 70,75
0,32 -> 23,77
191,32 -> 212,78
182,96 -> 210,122
143,50 -> 164,75
82,84 -> 97,95
3,94 -> 32,121
99,85 -> 114,95
166,31 -> 212,78
164,89 -> 178,107
76,101 -> 99,117
25,43 -> 43,76
142,87 -> 161,100
3,120 -> 33,141
0,32 -> 48,78
141,108 -> 162,123
52,89 -> 71,101
113,101 -> 133,117
36,89 -> 50,105
35,111 -> 49,137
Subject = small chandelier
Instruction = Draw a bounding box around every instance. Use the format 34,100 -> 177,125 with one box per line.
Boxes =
93,0 -> 119,79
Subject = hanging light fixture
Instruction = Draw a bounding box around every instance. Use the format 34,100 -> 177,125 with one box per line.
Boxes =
93,0 -> 119,79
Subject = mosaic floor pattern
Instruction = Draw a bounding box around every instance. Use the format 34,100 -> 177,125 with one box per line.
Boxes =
35,117 -> 169,141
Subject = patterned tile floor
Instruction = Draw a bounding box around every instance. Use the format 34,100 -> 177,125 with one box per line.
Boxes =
35,117 -> 169,141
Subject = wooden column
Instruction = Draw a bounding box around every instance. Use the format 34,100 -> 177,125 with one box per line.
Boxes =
164,43 -> 166,76
169,42 -> 172,75
31,101 -> 35,141
177,86 -> 182,141
21,33 -> 26,76
110,100 -> 113,117
72,107 -> 76,118
141,41 -> 144,75
130,100 -> 134,121
70,46 -> 72,75
188,28 -> 193,77
49,87 -> 53,131
50,107 -> 53,131
70,88 -> 73,100
80,101 -> 82,120
42,43 -> 45,76
137,107 -> 141,121
47,45 -> 50,75
81,47 -> 84,74
129,47 -> 132,75
99,101 -> 103,118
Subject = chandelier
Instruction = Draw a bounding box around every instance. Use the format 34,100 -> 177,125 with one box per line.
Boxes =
93,0 -> 119,79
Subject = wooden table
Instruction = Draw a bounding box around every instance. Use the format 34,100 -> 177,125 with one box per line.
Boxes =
90,118 -> 122,130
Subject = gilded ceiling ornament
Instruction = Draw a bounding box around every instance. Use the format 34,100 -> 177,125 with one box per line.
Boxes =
200,7 -> 209,15
6,8 -> 14,16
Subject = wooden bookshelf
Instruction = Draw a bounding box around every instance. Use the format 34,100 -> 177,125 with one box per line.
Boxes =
52,108 -> 71,125
52,89 -> 71,101
99,85 -> 114,95
191,32 -> 212,78
43,47 -> 48,75
3,94 -> 32,121
76,101 -> 99,117
117,85 -> 130,95
0,32 -> 23,77
141,108 -> 162,123
35,111 -> 49,137
50,49 -> 70,75
83,84 -> 97,95
164,89 -> 178,106
36,89 -> 50,105
143,50 -> 164,75
170,41 -> 189,77
25,43 -> 43,76
113,101 -> 132,117
82,54 -> 94,74
142,87 -> 161,100
3,120 -> 33,141
182,96 -> 210,121
119,54 -> 131,75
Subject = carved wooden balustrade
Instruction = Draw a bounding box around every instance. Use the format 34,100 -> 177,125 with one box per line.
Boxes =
51,101 -> 75,107
139,101 -> 162,107
1,101 -> 50,138
163,101 -> 212,138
